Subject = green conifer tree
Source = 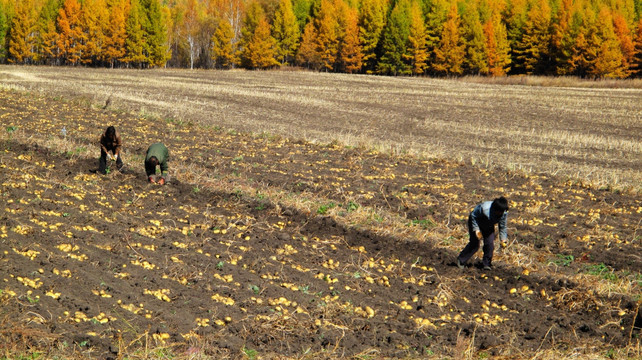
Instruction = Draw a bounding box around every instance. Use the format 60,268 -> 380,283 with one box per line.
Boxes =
461,0 -> 488,74
433,4 -> 465,75
358,0 -> 386,73
405,0 -> 428,74
632,18 -> 642,75
142,0 -> 170,67
273,0 -> 300,64
0,0 -> 12,62
35,0 -> 62,64
424,0 -> 450,70
292,0 -> 312,31
517,0 -> 552,74
377,0 -> 412,75
125,0 -> 148,67
550,0 -> 574,74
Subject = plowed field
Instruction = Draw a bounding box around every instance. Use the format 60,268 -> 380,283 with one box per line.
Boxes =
0,88 -> 640,359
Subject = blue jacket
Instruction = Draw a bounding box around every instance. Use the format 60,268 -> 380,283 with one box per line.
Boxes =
470,201 -> 508,241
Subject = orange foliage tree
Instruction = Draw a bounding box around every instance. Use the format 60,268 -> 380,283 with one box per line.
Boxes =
612,12 -> 635,75
2,0 -> 642,77
296,21 -> 322,69
57,0 -> 85,65
339,6 -> 362,73
484,15 -> 511,76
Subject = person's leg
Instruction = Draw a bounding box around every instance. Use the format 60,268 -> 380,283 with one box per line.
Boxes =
98,150 -> 108,174
115,153 -> 124,170
458,216 -> 480,264
482,232 -> 496,268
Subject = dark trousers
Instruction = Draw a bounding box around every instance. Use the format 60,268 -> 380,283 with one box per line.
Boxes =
458,215 -> 495,268
99,149 -> 123,174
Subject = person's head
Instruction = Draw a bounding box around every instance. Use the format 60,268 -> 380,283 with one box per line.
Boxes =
105,126 -> 116,140
146,156 -> 159,169
491,196 -> 509,216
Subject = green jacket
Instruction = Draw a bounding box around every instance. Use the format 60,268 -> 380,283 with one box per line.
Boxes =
145,143 -> 169,177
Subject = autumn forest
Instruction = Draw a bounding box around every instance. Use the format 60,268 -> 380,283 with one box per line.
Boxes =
1,0 -> 642,77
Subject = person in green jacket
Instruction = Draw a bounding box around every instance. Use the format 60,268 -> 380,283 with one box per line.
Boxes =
145,143 -> 169,185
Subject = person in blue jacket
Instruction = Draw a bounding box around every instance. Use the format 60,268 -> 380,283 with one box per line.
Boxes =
457,196 -> 509,270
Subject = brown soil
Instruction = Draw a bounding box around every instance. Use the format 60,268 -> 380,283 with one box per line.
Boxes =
0,90 -> 640,359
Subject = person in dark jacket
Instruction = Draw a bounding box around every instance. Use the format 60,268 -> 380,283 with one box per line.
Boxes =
145,143 -> 169,185
457,197 -> 509,270
98,126 -> 123,174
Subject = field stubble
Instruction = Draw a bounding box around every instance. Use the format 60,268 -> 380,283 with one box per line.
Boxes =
0,65 -> 640,191
0,69 -> 641,359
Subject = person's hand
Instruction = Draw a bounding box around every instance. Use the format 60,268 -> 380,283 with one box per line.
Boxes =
501,240 -> 508,248
115,154 -> 119,161
475,231 -> 482,240
148,176 -> 156,184
107,154 -> 113,161
158,177 -> 166,185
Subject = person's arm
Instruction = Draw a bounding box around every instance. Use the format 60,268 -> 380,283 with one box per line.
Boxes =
113,132 -> 122,157
159,146 -> 169,177
498,212 -> 508,241
470,205 -> 482,239
99,134 -> 108,154
160,158 -> 168,176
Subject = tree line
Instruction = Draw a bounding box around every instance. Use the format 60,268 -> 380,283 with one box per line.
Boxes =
1,0 -> 642,77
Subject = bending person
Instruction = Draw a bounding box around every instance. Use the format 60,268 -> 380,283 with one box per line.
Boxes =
145,142 -> 169,185
99,126 -> 123,174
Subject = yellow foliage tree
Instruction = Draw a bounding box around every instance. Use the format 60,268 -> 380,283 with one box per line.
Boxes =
589,7 -> 625,78
316,0 -> 339,71
104,0 -> 129,67
8,0 -> 38,64
247,16 -> 279,68
82,0 -> 109,64
433,5 -> 465,75
405,0 -> 428,75
211,19 -> 236,68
